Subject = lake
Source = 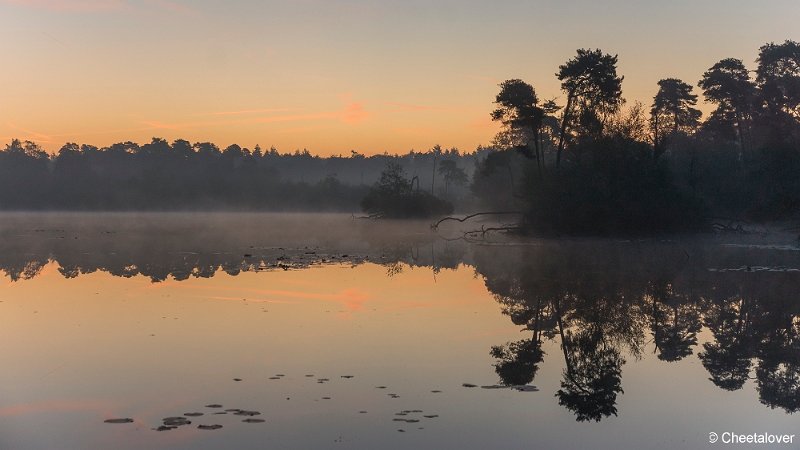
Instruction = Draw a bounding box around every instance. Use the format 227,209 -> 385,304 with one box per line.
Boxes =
1,213 -> 799,449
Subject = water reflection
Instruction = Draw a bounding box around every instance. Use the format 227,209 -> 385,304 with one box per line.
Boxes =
472,242 -> 800,421
2,214 -> 800,424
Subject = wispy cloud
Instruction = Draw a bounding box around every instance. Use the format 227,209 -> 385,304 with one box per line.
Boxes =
2,0 -> 124,12
3,94 -> 368,149
5,122 -> 53,142
201,108 -> 295,117
342,101 -> 368,124
468,115 -> 498,130
392,126 -> 436,136
466,74 -> 500,85
254,112 -> 337,124
141,120 -> 180,130
384,102 -> 451,112
274,125 -> 327,135
142,0 -> 192,14
338,93 -> 369,124
3,0 -> 195,14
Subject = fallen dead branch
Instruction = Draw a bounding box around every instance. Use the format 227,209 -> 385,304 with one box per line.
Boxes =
431,211 -> 524,230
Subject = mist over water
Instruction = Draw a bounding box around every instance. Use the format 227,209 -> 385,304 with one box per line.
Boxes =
1,212 -> 799,449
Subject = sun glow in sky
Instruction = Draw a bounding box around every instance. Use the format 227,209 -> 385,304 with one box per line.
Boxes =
1,0 -> 798,155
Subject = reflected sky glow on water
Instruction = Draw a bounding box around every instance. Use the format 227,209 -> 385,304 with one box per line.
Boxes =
1,213 -> 799,449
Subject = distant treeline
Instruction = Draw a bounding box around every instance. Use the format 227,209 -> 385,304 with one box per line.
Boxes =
0,139 -> 479,210
471,40 -> 800,233
3,40 -> 799,228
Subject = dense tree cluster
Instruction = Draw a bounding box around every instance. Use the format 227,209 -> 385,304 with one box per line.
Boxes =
0,138 -> 474,211
474,40 -> 800,233
360,162 -> 454,218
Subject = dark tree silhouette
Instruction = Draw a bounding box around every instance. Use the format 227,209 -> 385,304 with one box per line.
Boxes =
360,162 -> 453,218
491,79 -> 548,171
756,40 -> 800,122
556,329 -> 625,422
437,159 -> 468,196
698,58 -> 758,156
490,338 -> 544,386
698,299 -> 755,391
756,318 -> 800,413
651,78 -> 702,158
555,49 -> 624,168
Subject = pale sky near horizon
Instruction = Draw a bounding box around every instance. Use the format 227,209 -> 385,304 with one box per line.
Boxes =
1,0 -> 798,155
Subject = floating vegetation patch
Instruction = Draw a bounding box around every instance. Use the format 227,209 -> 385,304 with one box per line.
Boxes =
721,244 -> 800,252
708,266 -> 800,272
103,418 -> 133,424
514,385 -> 539,392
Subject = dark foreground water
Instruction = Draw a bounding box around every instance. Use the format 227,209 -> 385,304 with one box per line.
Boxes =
1,213 -> 799,449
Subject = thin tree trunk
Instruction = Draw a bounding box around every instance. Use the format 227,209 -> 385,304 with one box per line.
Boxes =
653,113 -> 661,160
431,152 -> 437,194
556,94 -> 574,170
533,130 -> 542,176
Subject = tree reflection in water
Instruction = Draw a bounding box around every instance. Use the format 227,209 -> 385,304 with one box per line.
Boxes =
473,240 -> 800,421
2,216 -> 799,422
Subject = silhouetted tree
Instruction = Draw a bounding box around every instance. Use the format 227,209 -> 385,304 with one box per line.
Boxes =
555,49 -> 624,168
699,299 -> 754,391
491,79 -> 548,171
756,316 -> 800,413
698,58 -> 758,156
437,159 -> 468,195
360,162 -> 453,218
651,78 -> 702,158
756,40 -> 800,125
491,338 -> 544,386
557,329 -> 625,422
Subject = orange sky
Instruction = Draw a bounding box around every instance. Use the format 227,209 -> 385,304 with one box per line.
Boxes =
0,0 -> 798,155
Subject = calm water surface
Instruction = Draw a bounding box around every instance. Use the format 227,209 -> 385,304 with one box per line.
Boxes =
1,213 -> 799,449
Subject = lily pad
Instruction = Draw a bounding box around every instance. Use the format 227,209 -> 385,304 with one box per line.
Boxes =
198,424 -> 223,430
514,385 -> 539,392
104,418 -> 133,424
242,418 -> 265,423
